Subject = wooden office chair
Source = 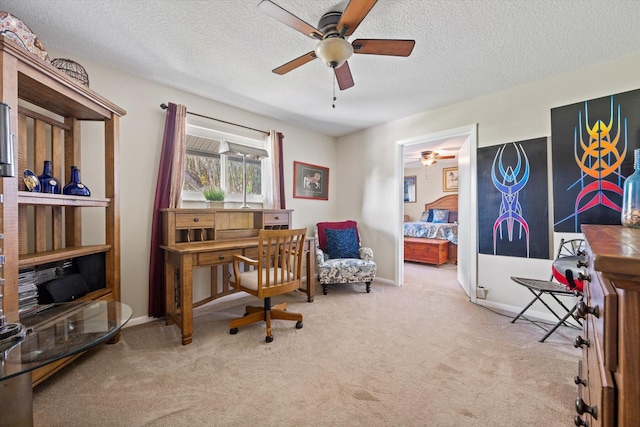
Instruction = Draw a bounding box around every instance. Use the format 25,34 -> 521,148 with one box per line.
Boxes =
229,228 -> 307,342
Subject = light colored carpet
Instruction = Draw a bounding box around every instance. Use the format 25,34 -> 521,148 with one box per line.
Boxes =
32,263 -> 579,426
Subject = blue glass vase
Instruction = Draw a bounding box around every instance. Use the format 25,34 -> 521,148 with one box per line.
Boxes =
38,160 -> 60,194
621,148 -> 640,228
63,166 -> 91,197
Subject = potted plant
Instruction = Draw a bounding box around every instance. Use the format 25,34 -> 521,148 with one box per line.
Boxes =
203,187 -> 225,208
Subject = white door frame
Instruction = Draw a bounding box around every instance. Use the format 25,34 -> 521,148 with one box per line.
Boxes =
395,124 -> 478,302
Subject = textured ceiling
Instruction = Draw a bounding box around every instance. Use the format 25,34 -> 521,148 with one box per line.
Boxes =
2,0 -> 640,138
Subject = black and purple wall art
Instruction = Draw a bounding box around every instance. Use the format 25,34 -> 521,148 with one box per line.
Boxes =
478,138 -> 550,259
551,89 -> 640,232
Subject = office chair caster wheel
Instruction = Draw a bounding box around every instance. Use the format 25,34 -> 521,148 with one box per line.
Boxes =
266,335 -> 274,343
296,321 -> 303,329
230,328 -> 238,335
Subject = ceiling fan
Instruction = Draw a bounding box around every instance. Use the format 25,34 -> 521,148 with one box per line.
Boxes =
418,151 -> 456,166
257,0 -> 416,90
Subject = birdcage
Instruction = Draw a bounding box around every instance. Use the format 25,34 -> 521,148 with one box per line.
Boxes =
50,58 -> 89,87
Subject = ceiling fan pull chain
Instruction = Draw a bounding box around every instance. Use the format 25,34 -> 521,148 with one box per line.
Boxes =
332,73 -> 337,108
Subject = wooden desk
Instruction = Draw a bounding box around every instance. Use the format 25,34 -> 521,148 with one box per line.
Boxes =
161,237 -> 316,345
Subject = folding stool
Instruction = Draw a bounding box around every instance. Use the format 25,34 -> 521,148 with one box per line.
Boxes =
510,238 -> 585,342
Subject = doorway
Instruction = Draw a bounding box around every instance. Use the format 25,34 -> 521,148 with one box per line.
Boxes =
396,124 -> 478,302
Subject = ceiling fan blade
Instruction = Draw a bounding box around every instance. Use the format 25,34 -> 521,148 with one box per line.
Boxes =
258,0 -> 323,40
352,39 -> 415,56
438,155 -> 456,160
272,51 -> 317,75
335,61 -> 355,90
337,0 -> 378,36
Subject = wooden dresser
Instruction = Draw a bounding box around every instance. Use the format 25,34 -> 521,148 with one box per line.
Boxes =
575,225 -> 640,426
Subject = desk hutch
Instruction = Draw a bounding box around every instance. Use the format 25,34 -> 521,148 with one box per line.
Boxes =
0,36 -> 125,385
161,208 -> 316,345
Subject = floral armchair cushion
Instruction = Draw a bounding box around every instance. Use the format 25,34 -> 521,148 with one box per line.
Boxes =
314,222 -> 376,294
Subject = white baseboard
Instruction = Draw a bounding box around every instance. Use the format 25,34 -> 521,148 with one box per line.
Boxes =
124,315 -> 155,328
474,298 -> 581,327
373,277 -> 395,286
124,292 -> 255,329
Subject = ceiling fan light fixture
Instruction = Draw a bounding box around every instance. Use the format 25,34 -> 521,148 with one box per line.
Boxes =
420,157 -> 436,166
315,37 -> 353,68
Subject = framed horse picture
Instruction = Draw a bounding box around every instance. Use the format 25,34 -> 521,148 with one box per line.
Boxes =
293,161 -> 329,200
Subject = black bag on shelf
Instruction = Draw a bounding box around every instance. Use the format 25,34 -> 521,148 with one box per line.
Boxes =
38,273 -> 90,303
76,252 -> 106,292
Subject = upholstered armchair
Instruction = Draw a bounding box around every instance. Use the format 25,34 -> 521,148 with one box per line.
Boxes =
314,221 -> 377,295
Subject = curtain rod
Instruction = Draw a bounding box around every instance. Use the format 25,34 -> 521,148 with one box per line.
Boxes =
160,103 -> 269,135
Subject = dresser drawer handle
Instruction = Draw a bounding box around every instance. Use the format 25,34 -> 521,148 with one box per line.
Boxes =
193,217 -> 199,222
576,301 -> 599,319
574,415 -> 589,426
219,255 -> 225,260
574,376 -> 587,387
575,397 -> 597,419
574,335 -> 590,349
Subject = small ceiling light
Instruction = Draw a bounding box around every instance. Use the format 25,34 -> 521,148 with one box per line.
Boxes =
420,157 -> 436,167
315,37 -> 353,69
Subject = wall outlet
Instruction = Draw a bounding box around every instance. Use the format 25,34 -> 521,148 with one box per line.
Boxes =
476,286 -> 488,299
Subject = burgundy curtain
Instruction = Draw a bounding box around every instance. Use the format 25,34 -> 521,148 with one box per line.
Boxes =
148,103 -> 184,317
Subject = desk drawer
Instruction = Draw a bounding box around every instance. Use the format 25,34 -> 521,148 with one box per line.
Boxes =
244,247 -> 259,259
264,212 -> 290,226
175,213 -> 214,229
585,270 -> 618,372
197,249 -> 242,265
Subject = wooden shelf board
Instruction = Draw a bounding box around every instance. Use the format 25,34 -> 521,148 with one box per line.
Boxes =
18,191 -> 109,207
18,245 -> 111,268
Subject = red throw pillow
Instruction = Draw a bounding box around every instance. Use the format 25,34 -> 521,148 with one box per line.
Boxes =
317,220 -> 360,253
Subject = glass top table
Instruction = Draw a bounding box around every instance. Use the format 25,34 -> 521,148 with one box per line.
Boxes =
1,300 -> 132,381
0,300 -> 131,426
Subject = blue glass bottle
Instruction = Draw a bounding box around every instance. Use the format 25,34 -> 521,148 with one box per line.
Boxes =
38,160 -> 60,194
63,166 -> 91,196
621,148 -> 640,228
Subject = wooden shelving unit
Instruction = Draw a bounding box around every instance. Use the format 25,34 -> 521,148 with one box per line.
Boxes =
0,36 -> 126,385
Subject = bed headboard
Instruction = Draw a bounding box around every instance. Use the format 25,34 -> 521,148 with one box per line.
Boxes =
425,194 -> 458,223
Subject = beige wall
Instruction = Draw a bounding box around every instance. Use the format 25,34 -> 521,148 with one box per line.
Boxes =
50,46 -> 640,321
336,51 -> 640,315
48,49 -> 338,320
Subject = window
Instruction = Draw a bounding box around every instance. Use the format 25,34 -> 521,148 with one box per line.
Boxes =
182,124 -> 269,205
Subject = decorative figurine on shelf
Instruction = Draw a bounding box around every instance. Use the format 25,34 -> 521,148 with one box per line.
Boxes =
63,165 -> 91,196
622,148 -> 640,228
23,169 -> 40,192
38,160 -> 60,194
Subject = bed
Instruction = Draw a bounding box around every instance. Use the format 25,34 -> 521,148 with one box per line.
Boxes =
403,195 -> 458,265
